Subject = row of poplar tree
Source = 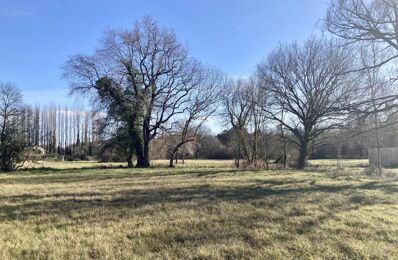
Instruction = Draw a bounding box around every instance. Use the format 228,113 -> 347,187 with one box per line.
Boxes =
19,104 -> 99,160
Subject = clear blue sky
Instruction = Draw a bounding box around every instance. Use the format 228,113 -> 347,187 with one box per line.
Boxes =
0,0 -> 328,105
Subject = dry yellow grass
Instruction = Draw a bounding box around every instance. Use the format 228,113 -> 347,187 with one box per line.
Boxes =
0,160 -> 397,259
308,159 -> 368,167
22,159 -> 234,169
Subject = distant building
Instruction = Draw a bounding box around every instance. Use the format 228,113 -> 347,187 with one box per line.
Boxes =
369,147 -> 398,167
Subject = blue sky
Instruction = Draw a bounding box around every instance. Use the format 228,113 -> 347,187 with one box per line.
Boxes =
0,0 -> 328,105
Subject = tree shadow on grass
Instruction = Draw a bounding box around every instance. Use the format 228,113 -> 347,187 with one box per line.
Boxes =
0,175 -> 396,260
0,178 -> 395,226
1,168 -> 397,259
17,165 -> 128,174
0,167 -> 250,185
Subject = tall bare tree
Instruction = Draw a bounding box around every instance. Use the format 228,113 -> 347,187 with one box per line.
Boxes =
257,38 -> 358,169
63,16 -> 202,167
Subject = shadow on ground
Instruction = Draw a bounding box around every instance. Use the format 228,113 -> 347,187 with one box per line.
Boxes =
0,168 -> 396,228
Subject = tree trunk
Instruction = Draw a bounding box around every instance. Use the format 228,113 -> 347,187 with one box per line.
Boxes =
128,122 -> 150,168
169,142 -> 188,168
280,111 -> 288,168
127,157 -> 133,168
137,121 -> 151,168
281,129 -> 287,168
236,139 -> 241,169
239,131 -> 251,166
136,151 -> 150,167
252,129 -> 258,167
169,154 -> 175,168
141,137 -> 150,168
374,107 -> 382,176
169,147 -> 179,168
0,144 -> 12,172
297,142 -> 308,169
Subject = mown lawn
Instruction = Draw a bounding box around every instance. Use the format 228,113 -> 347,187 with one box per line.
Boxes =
0,160 -> 397,259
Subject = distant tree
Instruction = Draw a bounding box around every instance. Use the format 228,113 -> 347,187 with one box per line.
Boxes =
217,129 -> 234,146
221,79 -> 253,168
0,83 -> 28,172
33,105 -> 40,147
359,44 -> 393,175
167,69 -> 224,167
220,77 -> 270,168
64,105 -> 69,157
257,38 -> 359,169
196,134 -> 232,159
246,78 -> 269,167
327,128 -> 352,167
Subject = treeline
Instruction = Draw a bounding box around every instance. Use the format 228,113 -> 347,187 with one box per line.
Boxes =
10,99 -> 397,165
19,104 -> 98,160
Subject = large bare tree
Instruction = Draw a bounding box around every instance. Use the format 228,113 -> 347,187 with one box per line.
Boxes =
257,38 -> 359,169
63,16 -> 202,167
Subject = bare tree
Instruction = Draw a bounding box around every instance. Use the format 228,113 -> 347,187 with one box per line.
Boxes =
325,0 -> 398,112
325,0 -> 398,68
63,16 -> 201,167
33,105 -> 40,147
327,127 -> 352,167
359,44 -> 394,175
0,83 -> 28,172
167,69 -> 224,167
221,78 -> 254,168
247,78 -> 270,167
64,105 -> 69,158
257,38 -> 358,169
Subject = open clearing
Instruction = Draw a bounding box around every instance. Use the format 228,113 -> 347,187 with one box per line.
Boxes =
0,160 -> 397,259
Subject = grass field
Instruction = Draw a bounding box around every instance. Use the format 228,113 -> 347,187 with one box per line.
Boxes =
0,160 -> 397,259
